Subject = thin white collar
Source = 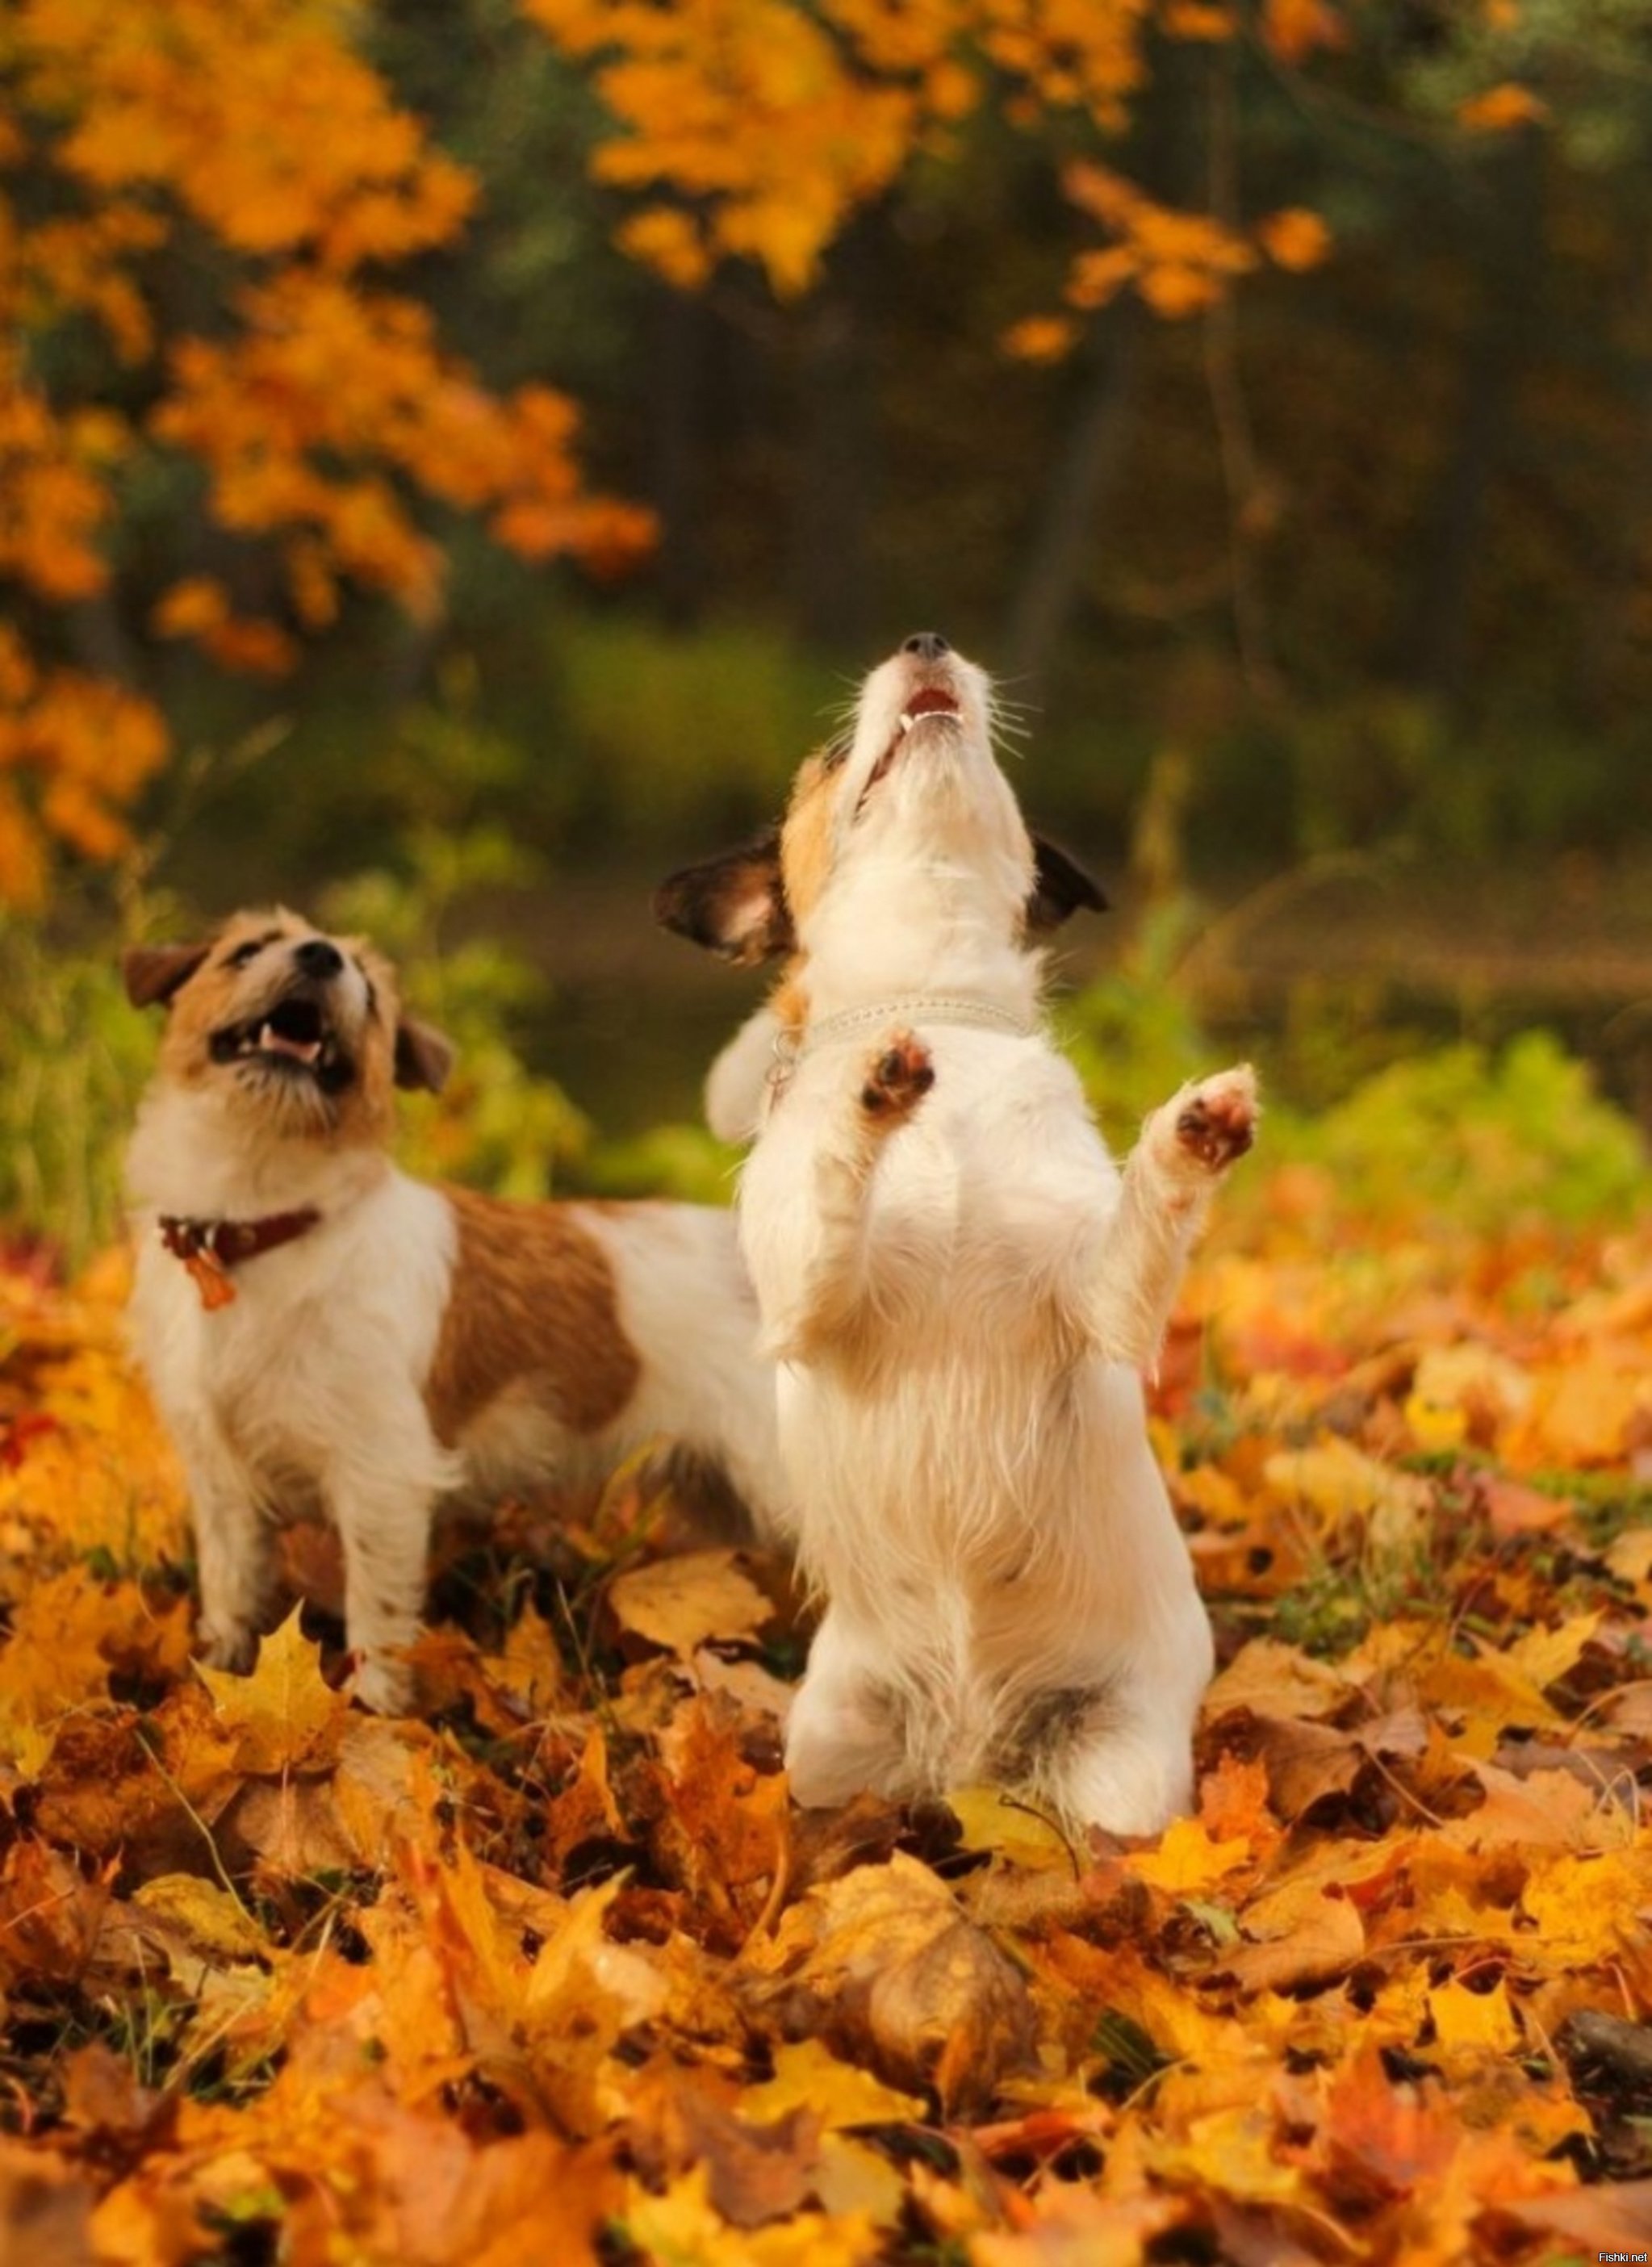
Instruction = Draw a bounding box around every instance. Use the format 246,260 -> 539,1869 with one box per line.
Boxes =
776,994 -> 1040,1074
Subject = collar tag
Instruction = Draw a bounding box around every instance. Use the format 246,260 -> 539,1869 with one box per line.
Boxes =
158,1208 -> 321,1310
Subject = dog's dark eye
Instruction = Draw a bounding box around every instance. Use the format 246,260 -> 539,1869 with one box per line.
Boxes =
223,940 -> 264,969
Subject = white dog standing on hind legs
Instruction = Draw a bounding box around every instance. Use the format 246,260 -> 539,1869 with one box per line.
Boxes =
658,630 -> 1257,1836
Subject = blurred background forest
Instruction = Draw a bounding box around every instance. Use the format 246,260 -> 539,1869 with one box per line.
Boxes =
6,0 -> 1652,1252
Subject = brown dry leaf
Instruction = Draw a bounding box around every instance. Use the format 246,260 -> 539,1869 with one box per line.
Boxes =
0,2135 -> 98,2267
739,1851 -> 1036,2114
1221,1860 -> 1367,1993
1203,1636 -> 1354,1723
655,1692 -> 790,1939
628,2068 -> 822,2229
609,1546 -> 775,1654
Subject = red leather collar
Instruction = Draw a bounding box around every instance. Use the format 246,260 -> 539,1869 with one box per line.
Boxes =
158,1208 -> 321,1309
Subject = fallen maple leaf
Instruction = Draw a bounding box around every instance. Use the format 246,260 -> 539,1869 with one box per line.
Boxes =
196,1605 -> 348,1773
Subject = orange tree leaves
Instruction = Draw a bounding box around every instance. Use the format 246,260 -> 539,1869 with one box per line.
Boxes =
0,0 -> 653,902
7,1137 -> 1652,2258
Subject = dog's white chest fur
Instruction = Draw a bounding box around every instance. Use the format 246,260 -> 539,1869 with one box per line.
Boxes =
132,1173 -> 456,1505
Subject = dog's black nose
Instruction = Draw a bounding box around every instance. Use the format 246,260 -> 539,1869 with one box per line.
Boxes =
902,631 -> 951,661
294,939 -> 343,980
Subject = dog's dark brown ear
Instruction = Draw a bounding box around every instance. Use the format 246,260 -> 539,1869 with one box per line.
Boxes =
395,1017 -> 456,1094
122,940 -> 211,1009
653,829 -> 793,966
1026,837 -> 1108,935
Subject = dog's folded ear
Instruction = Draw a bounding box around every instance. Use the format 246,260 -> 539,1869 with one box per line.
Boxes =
654,829 -> 793,966
123,940 -> 211,1009
395,1017 -> 456,1094
1026,838 -> 1108,935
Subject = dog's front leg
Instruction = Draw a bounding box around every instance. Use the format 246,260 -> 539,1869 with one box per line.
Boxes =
177,1416 -> 276,1674
324,1447 -> 440,1714
1087,1064 -> 1257,1370
755,1029 -> 933,1361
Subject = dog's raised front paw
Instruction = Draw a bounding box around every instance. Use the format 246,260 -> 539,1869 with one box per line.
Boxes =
860,1029 -> 935,1123
1168,1064 -> 1257,1175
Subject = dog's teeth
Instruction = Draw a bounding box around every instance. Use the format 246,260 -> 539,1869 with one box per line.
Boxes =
897,713 -> 914,735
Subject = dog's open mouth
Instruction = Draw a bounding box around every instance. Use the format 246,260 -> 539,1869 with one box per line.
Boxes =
859,684 -> 962,807
209,991 -> 352,1088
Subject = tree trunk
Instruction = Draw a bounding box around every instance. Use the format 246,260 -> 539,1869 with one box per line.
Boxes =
1001,304 -> 1144,696
1399,127 -> 1545,711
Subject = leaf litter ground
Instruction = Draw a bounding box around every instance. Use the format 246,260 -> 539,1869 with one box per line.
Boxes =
4,1159 -> 1652,2265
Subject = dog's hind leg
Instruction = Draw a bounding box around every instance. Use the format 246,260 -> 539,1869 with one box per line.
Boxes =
1026,1643 -> 1211,1838
784,1606 -> 911,1807
1087,1064 -> 1257,1370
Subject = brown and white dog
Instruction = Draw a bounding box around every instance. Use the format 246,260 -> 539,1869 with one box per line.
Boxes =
123,910 -> 787,1712
658,633 -> 1256,1835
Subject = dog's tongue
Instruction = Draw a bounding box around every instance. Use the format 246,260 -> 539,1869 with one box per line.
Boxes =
259,1022 -> 321,1065
906,687 -> 958,718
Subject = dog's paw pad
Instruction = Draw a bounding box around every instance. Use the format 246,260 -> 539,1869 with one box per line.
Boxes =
861,1030 -> 935,1120
1173,1065 -> 1257,1172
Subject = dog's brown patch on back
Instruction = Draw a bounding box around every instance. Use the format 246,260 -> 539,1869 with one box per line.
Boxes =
425,1189 -> 642,1447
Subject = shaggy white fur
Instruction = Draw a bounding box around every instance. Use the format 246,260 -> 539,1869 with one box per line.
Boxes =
667,638 -> 1255,1833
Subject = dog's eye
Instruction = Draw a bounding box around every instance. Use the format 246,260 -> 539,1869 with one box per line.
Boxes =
222,941 -> 264,969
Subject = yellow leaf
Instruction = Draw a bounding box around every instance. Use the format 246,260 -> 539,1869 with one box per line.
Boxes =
1128,1817 -> 1252,1897
1503,1612 -> 1602,1694
1265,1435 -> 1430,1548
1428,1976 -> 1520,2057
742,2039 -> 925,2130
608,1549 -> 774,1655
1520,1850 -> 1652,1965
947,1785 -> 1073,1872
624,2163 -> 876,2267
197,1606 -> 348,1772
132,1873 -> 267,1965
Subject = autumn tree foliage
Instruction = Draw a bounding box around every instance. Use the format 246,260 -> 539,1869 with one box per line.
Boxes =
523,0 -> 1336,312
0,0 -> 1558,906
0,0 -> 653,904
